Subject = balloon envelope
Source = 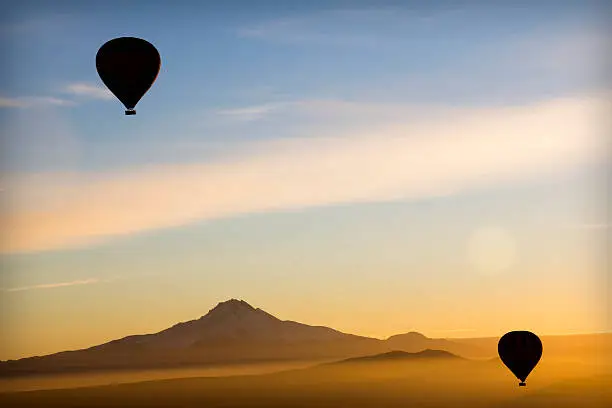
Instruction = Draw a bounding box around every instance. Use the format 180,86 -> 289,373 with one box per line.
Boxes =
498,331 -> 542,386
96,37 -> 161,115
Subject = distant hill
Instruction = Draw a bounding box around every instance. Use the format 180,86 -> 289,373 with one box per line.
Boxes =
385,331 -> 483,359
332,349 -> 462,365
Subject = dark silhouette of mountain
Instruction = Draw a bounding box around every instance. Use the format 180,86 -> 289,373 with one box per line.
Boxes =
91,299 -> 363,351
0,299 -> 384,376
386,331 -> 438,350
0,299 -> 489,377
331,349 -> 462,365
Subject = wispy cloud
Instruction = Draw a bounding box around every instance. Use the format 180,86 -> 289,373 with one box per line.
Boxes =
0,96 -> 75,109
63,83 -> 113,100
490,27 -> 609,81
3,278 -> 100,292
213,99 -> 438,124
0,13 -> 73,37
2,272 -> 155,292
237,9 -> 403,47
0,97 -> 26,108
25,97 -> 75,107
238,8 -> 610,98
566,223 -> 611,230
236,7 -> 451,48
215,103 -> 286,121
1,94 -> 608,254
0,83 -> 111,110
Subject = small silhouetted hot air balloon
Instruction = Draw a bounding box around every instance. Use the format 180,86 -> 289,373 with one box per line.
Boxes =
498,331 -> 542,387
96,37 -> 161,115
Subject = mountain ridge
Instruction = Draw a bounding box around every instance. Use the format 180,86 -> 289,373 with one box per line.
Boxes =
0,299 -> 489,376
330,349 -> 463,365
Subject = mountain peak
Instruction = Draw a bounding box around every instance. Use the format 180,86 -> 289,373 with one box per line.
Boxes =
386,331 -> 428,341
204,299 -> 257,318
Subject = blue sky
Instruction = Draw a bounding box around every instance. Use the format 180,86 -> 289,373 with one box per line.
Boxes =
1,1 -> 608,171
0,1 -> 610,359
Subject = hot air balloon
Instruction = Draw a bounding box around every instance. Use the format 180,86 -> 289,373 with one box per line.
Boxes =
498,331 -> 542,386
96,37 -> 161,115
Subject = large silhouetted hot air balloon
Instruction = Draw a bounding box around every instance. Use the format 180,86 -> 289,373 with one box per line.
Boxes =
96,37 -> 161,115
498,331 -> 542,386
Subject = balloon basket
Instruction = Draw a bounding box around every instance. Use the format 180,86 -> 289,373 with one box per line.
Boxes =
519,382 -> 526,387
125,109 -> 136,115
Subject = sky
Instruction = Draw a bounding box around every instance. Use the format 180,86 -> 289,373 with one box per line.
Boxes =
0,1 -> 610,360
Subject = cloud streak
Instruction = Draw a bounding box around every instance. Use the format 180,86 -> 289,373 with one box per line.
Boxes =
0,97 -> 26,108
2,272 -> 156,292
63,83 -> 113,100
1,94 -> 608,254
215,103 -> 286,121
0,83 -> 111,111
212,99 -> 446,126
567,223 -> 611,230
237,8 -> 420,47
0,96 -> 75,109
3,278 -> 100,292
